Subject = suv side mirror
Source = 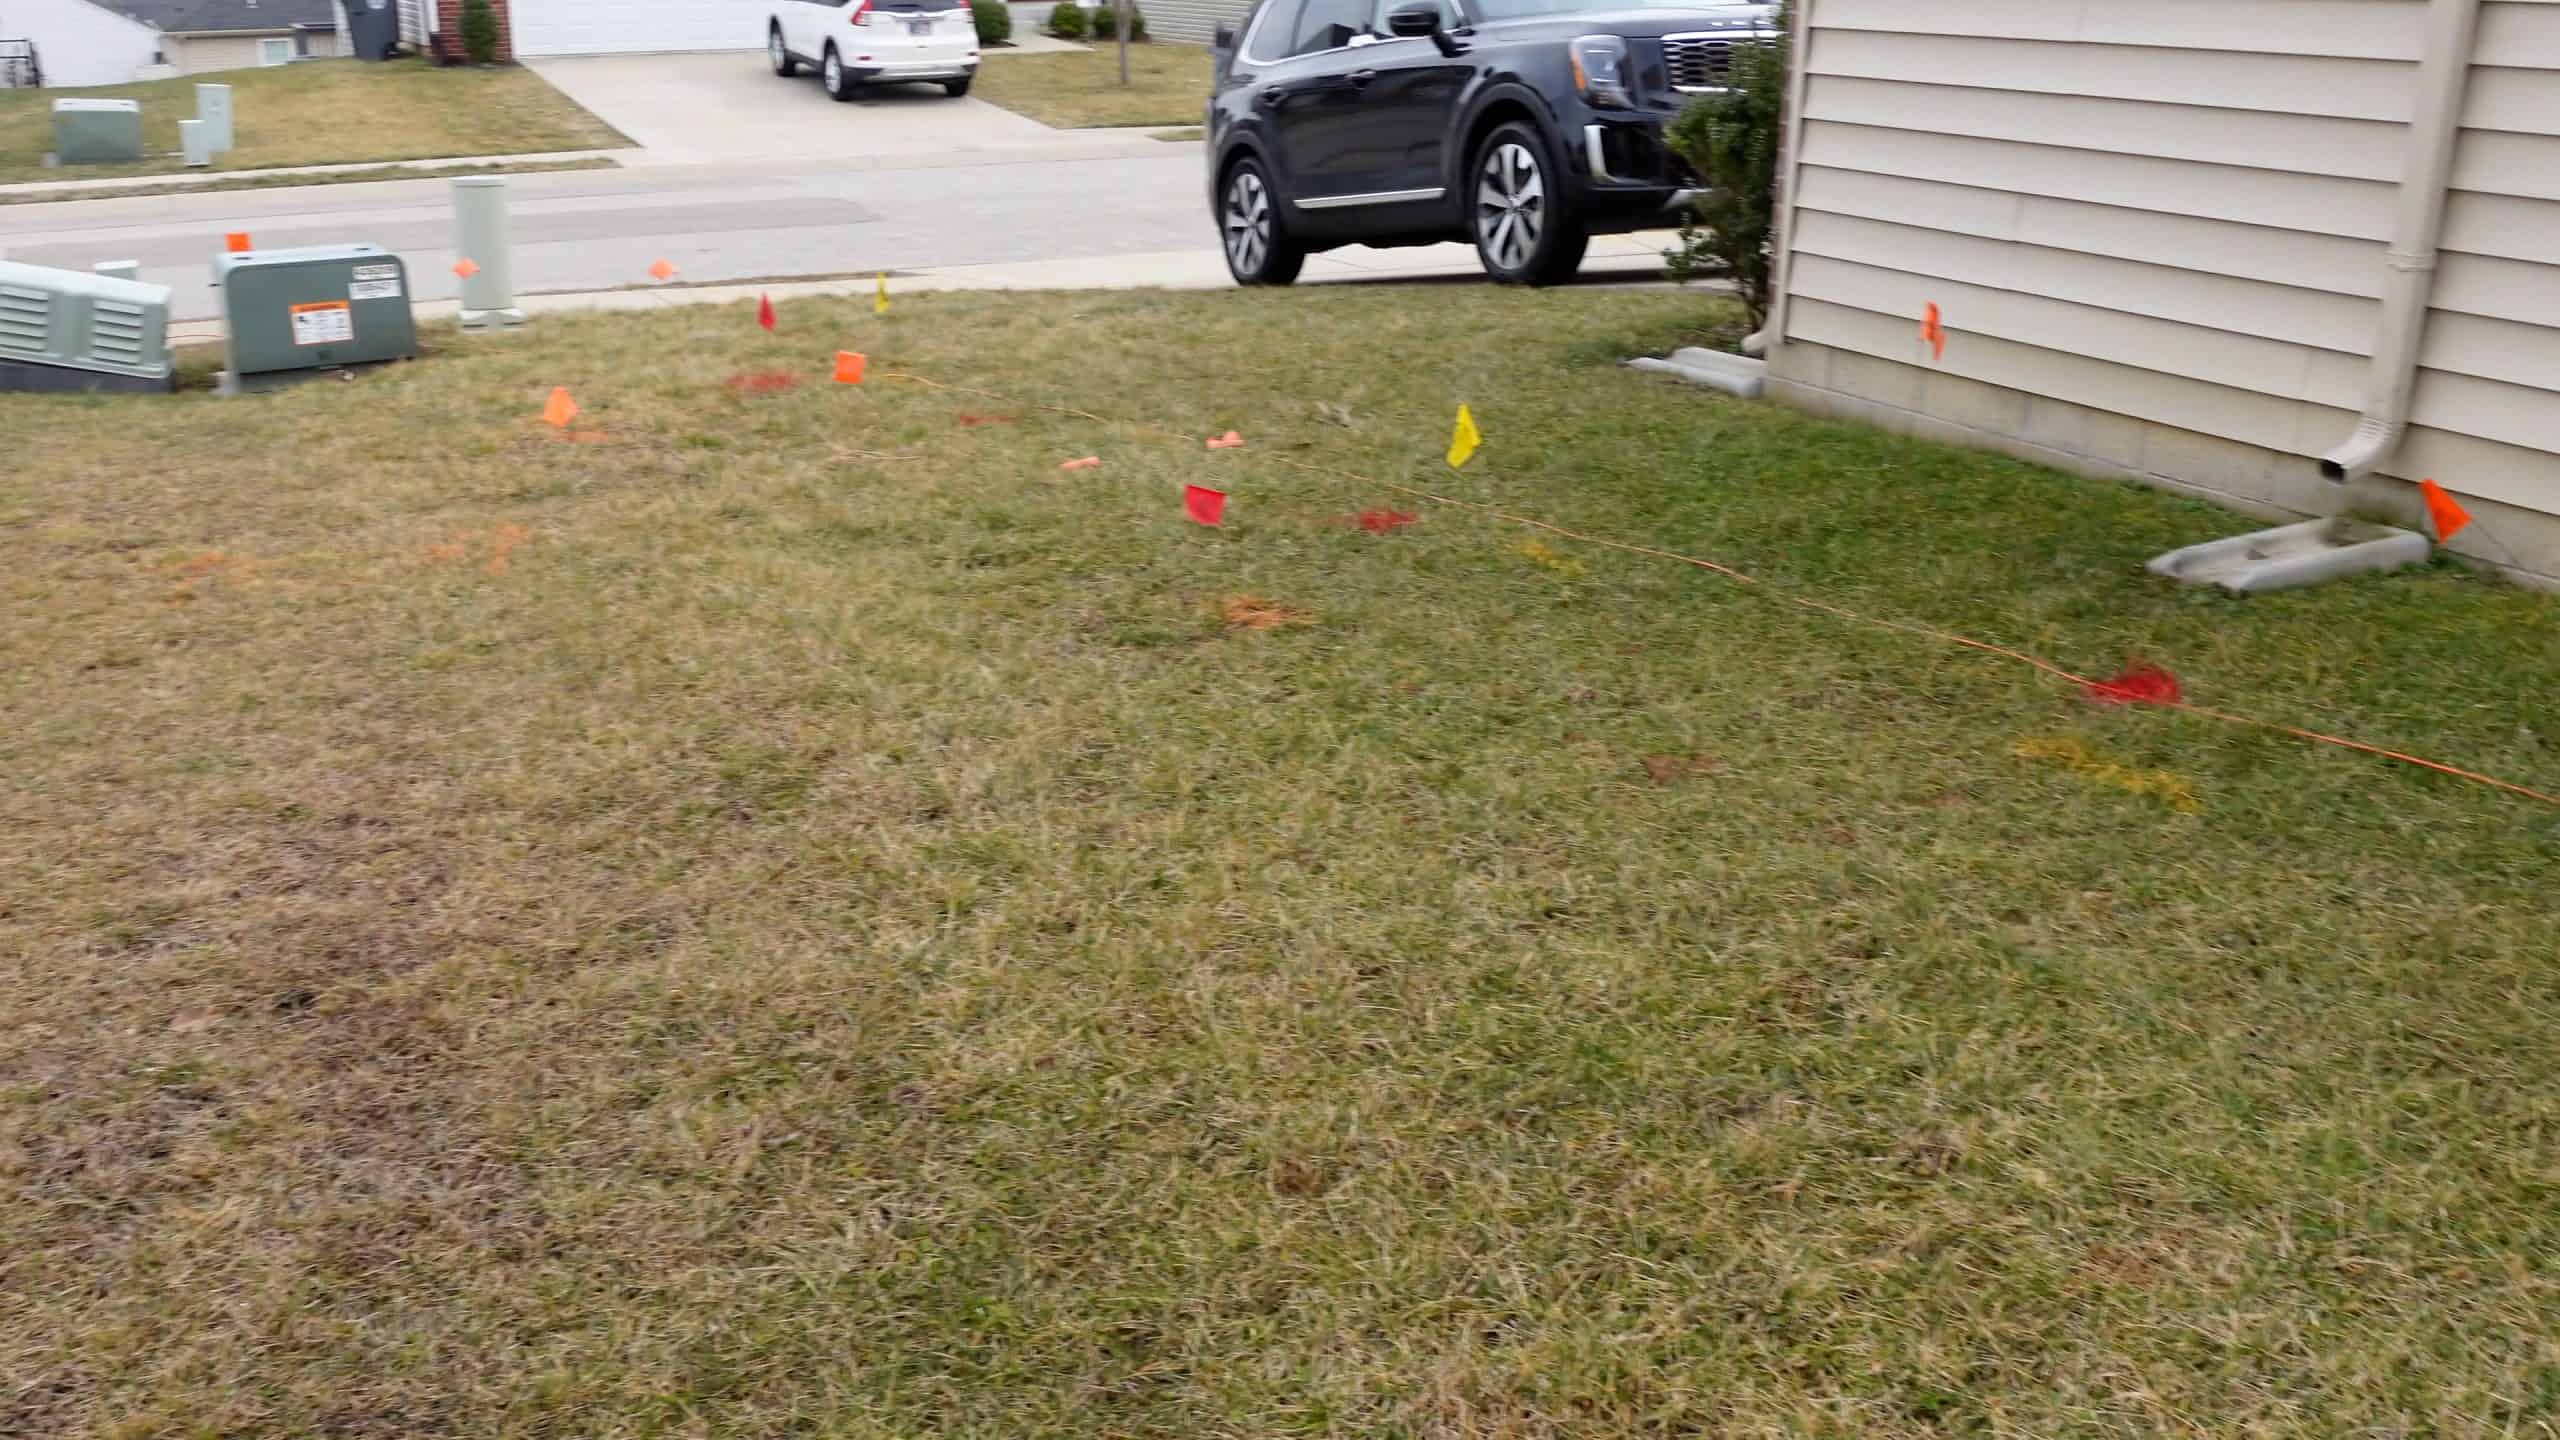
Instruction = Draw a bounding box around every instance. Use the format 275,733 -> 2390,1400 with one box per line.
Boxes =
1385,2 -> 1440,37
1214,21 -> 1235,47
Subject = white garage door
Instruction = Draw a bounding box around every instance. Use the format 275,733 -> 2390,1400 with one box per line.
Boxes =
511,0 -> 772,56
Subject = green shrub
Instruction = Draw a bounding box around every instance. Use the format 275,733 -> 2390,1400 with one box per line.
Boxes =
458,0 -> 500,63
1661,0 -> 1789,330
971,0 -> 1011,44
1086,2 -> 1145,39
1047,0 -> 1087,37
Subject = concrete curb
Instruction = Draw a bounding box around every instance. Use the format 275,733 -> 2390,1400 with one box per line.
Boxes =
0,150 -> 638,202
163,235 -> 1684,347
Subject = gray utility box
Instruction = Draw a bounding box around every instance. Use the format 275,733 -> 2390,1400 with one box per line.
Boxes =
212,243 -> 415,391
0,260 -> 175,394
52,99 -> 144,165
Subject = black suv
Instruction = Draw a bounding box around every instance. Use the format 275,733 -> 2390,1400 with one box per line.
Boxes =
1206,0 -> 1777,286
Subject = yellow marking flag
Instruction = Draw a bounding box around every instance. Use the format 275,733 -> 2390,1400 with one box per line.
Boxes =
875,272 -> 890,315
1447,404 -> 1481,468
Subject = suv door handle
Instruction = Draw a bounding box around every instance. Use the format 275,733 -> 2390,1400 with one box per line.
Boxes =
1259,84 -> 1291,104
1346,68 -> 1378,85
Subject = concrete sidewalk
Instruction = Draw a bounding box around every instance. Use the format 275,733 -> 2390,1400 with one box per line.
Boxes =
162,233 -> 1681,345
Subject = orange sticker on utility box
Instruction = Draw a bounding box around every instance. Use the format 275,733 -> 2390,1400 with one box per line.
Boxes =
289,300 -> 354,347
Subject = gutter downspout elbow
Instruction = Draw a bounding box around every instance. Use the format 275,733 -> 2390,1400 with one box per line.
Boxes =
2318,0 -> 2481,484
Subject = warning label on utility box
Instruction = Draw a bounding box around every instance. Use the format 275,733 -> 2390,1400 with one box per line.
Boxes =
349,264 -> 403,301
290,300 -> 354,346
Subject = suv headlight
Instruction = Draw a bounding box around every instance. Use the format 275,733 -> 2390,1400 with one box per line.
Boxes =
1570,34 -> 1632,109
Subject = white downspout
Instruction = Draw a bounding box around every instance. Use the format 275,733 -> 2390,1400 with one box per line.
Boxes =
1741,0 -> 1814,358
2318,0 -> 2483,482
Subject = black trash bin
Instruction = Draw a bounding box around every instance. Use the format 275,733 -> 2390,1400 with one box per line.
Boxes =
345,0 -> 401,60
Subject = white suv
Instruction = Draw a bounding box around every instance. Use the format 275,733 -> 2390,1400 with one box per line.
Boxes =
770,0 -> 979,100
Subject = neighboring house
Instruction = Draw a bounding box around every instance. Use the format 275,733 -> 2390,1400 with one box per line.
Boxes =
1145,0 -> 1248,45
1759,0 -> 2560,586
0,0 -> 164,85
99,0 -> 344,72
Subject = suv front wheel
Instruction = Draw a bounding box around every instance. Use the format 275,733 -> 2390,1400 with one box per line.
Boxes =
770,25 -> 797,76
1220,158 -> 1305,286
823,46 -> 859,101
1470,121 -> 1587,287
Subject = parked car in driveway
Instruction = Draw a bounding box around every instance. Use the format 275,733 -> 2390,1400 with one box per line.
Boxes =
771,0 -> 981,100
1206,0 -> 1777,285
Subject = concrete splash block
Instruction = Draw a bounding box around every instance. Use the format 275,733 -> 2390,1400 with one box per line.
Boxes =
1627,346 -> 1767,399
2148,518 -> 2431,595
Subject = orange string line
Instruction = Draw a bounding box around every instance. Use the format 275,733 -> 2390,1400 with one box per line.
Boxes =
877,371 -> 2560,810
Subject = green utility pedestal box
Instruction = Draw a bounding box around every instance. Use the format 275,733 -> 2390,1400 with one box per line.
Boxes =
211,243 -> 415,393
0,260 -> 174,393
52,99 -> 144,165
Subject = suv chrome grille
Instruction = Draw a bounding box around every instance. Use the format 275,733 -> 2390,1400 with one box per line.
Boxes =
1662,33 -> 1757,93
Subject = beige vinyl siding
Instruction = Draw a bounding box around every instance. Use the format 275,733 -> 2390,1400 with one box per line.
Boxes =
2392,1 -> 2560,511
1774,0 -> 2442,509
1143,0 -> 1251,44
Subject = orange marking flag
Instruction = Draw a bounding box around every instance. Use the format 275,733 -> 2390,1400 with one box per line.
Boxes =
834,351 -> 867,385
1206,430 -> 1243,450
2421,479 -> 2473,542
224,232 -> 252,253
1921,303 -> 1946,362
541,386 -> 579,429
648,258 -> 677,282
452,257 -> 480,279
1058,456 -> 1101,471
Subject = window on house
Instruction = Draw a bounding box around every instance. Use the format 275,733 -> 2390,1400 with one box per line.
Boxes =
259,37 -> 294,64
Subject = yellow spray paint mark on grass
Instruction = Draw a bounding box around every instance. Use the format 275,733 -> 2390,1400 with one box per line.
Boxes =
1513,538 -> 1585,578
2012,736 -> 2202,814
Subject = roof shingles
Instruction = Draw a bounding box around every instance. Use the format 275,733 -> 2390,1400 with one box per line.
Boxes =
103,0 -> 339,33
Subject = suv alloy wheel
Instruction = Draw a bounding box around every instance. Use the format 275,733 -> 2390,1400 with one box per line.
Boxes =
1470,121 -> 1588,286
1220,159 -> 1305,286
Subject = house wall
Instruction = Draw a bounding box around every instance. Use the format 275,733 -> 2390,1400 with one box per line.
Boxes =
1763,0 -> 2560,586
166,29 -> 335,72
4,0 -> 162,85
1144,0 -> 1249,45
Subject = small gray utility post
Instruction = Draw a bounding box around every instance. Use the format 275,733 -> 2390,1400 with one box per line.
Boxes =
195,83 -> 234,154
450,175 -> 525,330
180,119 -> 213,168
1117,0 -> 1129,83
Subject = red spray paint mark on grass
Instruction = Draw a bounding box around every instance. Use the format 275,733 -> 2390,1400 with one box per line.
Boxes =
2084,662 -> 2182,707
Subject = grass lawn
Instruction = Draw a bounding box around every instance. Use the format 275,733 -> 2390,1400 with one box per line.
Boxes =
7,286 -> 2560,1436
0,59 -> 626,185
974,42 -> 1208,128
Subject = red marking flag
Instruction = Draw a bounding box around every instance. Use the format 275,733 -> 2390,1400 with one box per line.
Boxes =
2420,479 -> 2473,542
1184,485 -> 1228,526
757,294 -> 777,331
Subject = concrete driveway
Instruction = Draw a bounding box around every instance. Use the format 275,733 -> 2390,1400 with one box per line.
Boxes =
529,52 -> 1063,164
